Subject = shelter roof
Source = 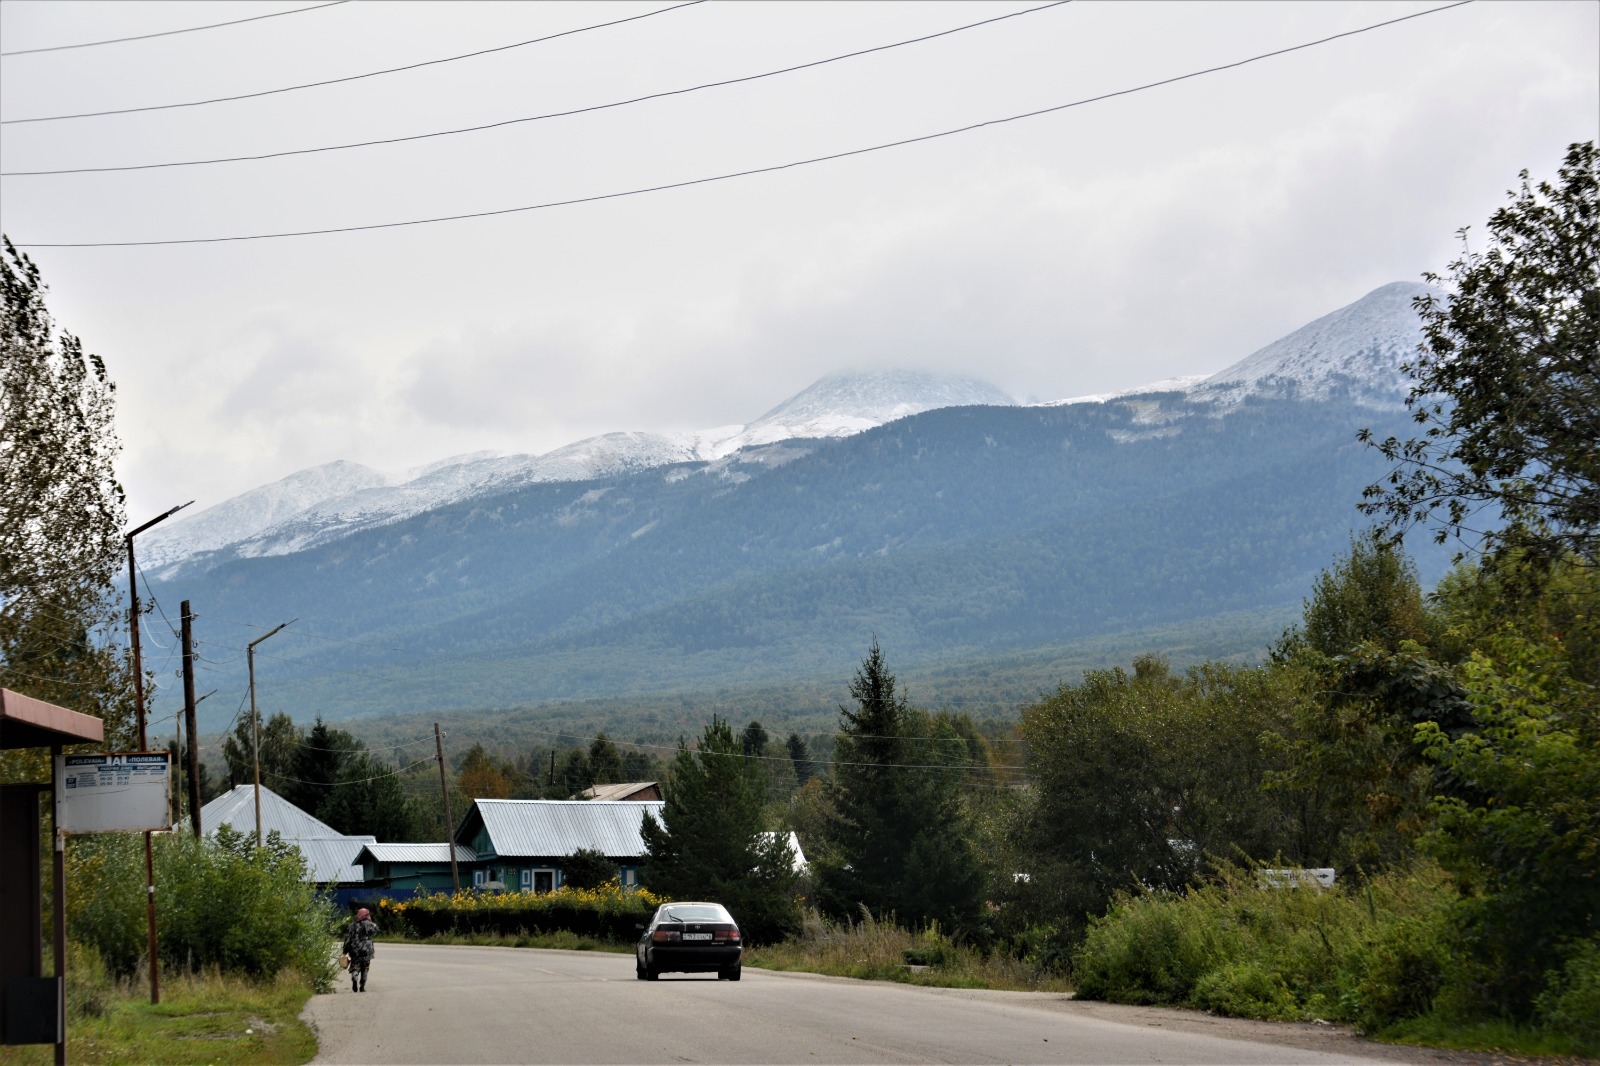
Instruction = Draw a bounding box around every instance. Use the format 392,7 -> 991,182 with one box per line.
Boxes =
0,688 -> 103,749
461,799 -> 663,859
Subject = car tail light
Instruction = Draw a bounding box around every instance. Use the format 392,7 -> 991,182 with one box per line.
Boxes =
651,929 -> 680,943
714,930 -> 741,943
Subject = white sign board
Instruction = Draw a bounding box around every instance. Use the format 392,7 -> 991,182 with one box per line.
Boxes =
55,752 -> 171,833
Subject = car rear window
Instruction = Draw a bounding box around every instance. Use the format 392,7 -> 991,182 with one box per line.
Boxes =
661,905 -> 729,922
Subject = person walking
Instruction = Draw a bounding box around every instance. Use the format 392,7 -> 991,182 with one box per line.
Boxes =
343,906 -> 378,992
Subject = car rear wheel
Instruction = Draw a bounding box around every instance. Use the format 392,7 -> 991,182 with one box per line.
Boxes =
718,963 -> 741,981
636,959 -> 647,981
645,965 -> 660,981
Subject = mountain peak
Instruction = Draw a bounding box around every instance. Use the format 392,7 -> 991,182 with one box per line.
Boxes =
720,370 -> 1013,452
1189,282 -> 1436,408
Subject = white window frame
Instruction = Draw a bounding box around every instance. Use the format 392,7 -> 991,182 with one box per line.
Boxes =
473,868 -> 486,888
531,867 -> 556,894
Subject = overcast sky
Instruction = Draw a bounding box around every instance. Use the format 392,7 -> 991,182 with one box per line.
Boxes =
1,0 -> 1595,519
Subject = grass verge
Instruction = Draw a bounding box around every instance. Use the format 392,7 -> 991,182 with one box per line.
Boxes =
745,910 -> 1072,993
0,968 -> 317,1066
1378,1015 -> 1598,1059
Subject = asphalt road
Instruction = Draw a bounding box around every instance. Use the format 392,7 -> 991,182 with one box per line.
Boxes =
302,943 -> 1406,1065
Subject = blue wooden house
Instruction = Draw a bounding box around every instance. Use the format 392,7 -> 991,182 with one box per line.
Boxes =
454,799 -> 663,892
356,842 -> 479,896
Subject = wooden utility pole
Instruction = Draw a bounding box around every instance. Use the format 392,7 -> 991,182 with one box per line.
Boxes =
52,744 -> 66,1066
246,621 -> 292,849
435,723 -> 459,893
125,501 -> 189,1005
180,602 -> 202,836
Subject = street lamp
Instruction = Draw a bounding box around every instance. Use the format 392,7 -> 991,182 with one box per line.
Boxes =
124,501 -> 191,1006
247,621 -> 293,849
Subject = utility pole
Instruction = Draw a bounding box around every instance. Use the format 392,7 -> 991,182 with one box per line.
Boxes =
434,723 -> 459,894
125,501 -> 191,1005
246,621 -> 292,849
180,602 -> 202,836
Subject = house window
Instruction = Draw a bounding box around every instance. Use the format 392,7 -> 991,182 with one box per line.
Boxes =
473,869 -> 486,888
520,869 -> 532,892
623,868 -> 636,886
533,869 -> 555,893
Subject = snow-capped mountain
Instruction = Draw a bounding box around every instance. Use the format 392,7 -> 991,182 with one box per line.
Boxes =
142,460 -> 390,568
705,370 -> 1015,454
146,371 -> 1014,572
146,286 -> 1427,575
1188,282 -> 1431,408
1037,283 -> 1430,411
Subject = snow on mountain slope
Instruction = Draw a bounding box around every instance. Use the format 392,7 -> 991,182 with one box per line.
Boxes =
141,460 -> 390,568
1035,283 -> 1430,414
150,372 -> 1012,570
705,370 -> 1015,455
1188,282 -> 1432,408
228,432 -> 705,559
1043,375 -> 1210,407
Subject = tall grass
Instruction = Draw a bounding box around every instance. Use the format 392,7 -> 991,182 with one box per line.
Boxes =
747,908 -> 1072,992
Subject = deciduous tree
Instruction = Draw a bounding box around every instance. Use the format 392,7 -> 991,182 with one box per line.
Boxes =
1362,141 -> 1599,579
0,236 -> 136,755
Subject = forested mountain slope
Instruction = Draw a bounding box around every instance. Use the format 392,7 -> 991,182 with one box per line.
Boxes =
151,389 -> 1451,724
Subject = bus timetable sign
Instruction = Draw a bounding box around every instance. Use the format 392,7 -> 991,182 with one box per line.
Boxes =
55,752 -> 171,833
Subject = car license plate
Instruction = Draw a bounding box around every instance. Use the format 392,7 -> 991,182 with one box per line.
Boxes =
682,933 -> 713,941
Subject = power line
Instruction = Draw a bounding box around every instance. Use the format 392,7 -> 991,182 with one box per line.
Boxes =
10,1 -> 1473,249
0,1 -> 351,57
3,2 -> 1070,177
1,1 -> 706,125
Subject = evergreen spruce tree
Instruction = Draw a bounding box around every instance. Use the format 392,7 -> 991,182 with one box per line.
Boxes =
816,640 -> 984,934
742,721 -> 769,757
786,733 -> 814,785
640,716 -> 800,943
587,732 -> 623,785
284,716 -> 347,820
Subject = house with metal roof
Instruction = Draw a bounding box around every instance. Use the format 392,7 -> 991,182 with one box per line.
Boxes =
197,784 -> 375,903
455,799 -> 663,893
355,842 -> 478,896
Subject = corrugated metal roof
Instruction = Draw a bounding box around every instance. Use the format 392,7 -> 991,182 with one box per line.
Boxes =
360,843 -> 477,864
198,784 -> 344,840
197,785 -> 374,883
292,837 -> 375,884
761,830 -> 808,871
473,799 -> 664,859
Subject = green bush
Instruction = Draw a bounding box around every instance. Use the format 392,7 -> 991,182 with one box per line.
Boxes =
1073,861 -> 1456,1028
1536,936 -> 1600,1052
66,826 -> 340,990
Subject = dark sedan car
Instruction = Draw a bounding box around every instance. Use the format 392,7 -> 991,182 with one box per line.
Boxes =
635,902 -> 742,981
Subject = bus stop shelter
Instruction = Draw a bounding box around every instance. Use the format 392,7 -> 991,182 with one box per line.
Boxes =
1,687 -> 103,1058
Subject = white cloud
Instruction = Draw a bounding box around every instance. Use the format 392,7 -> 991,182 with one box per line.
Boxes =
1,0 -> 1592,515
